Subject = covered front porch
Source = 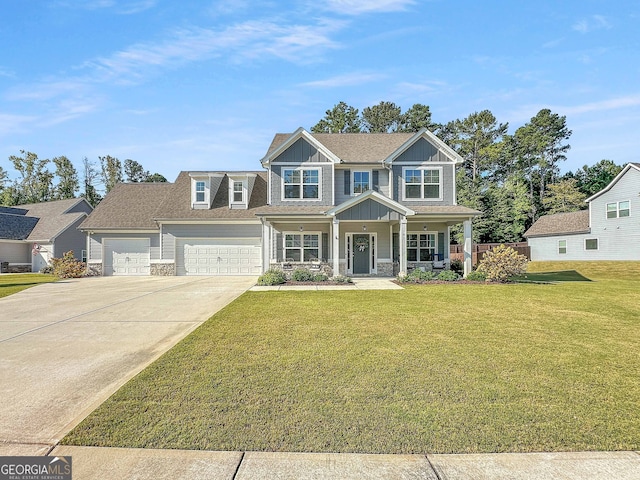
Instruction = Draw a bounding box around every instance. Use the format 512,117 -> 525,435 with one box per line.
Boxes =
258,191 -> 479,277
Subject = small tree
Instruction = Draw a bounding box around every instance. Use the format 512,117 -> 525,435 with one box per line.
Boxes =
477,244 -> 528,282
50,251 -> 86,278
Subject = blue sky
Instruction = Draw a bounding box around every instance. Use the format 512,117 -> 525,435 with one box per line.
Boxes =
1,0 -> 639,184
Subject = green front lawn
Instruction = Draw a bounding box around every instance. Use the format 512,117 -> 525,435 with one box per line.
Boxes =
0,273 -> 57,299
63,261 -> 640,453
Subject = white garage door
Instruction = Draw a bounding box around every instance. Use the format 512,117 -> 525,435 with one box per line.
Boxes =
176,239 -> 261,275
104,239 -> 150,276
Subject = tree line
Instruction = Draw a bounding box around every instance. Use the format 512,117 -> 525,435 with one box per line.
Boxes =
0,153 -> 167,207
312,101 -> 624,243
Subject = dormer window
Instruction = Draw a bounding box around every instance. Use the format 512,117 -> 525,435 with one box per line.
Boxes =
195,181 -> 206,202
233,181 -> 244,203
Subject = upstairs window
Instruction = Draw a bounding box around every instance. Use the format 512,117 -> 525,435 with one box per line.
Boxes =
403,167 -> 442,200
233,181 -> 244,203
607,200 -> 630,218
585,238 -> 598,250
195,181 -> 206,202
558,240 -> 567,254
283,169 -> 319,200
353,171 -> 370,194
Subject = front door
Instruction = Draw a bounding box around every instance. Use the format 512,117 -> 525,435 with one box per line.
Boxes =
353,234 -> 370,274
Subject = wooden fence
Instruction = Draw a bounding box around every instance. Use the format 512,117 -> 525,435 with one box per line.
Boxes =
449,242 -> 530,266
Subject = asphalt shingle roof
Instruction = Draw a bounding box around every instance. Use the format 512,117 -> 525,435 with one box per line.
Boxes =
267,133 -> 415,164
0,213 -> 39,240
524,210 -> 590,238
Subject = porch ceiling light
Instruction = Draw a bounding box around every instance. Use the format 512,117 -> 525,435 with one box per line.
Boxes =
362,225 -> 367,231
423,224 -> 427,231
299,225 -> 304,231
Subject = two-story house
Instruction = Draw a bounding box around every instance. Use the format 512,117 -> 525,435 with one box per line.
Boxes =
80,128 -> 481,276
525,162 -> 640,260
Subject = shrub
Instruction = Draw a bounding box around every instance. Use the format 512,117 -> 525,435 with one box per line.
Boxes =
50,251 -> 86,278
450,258 -> 464,275
477,244 -> 528,282
465,270 -> 487,282
398,268 -> 436,283
291,268 -> 315,282
332,275 -> 353,283
40,265 -> 54,274
312,273 -> 328,282
257,268 -> 287,286
437,269 -> 459,282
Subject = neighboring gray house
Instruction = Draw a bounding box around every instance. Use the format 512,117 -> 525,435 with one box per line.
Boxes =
0,198 -> 93,272
525,163 -> 640,261
80,128 -> 481,277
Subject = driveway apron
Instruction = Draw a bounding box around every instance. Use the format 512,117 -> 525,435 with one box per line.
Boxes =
0,275 -> 255,454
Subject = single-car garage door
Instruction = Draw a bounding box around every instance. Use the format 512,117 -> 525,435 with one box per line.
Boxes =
176,238 -> 261,275
104,239 -> 150,276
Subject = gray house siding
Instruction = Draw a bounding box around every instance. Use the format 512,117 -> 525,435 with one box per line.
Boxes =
269,164 -> 333,207
162,223 -> 261,260
336,199 -> 401,222
89,233 -> 160,261
396,138 -> 450,163
66,200 -> 93,216
52,217 -> 88,260
273,138 -> 331,163
391,163 -> 455,206
335,168 -> 390,205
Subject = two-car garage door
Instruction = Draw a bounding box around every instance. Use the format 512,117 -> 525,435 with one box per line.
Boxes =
176,239 -> 261,276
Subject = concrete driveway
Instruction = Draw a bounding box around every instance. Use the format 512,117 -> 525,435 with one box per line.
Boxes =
0,275 -> 256,455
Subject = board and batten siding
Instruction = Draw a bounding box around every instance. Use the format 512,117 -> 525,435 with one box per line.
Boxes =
395,137 -> 451,163
89,233 -> 160,261
161,224 -> 261,260
272,137 -> 332,163
334,168 -> 390,205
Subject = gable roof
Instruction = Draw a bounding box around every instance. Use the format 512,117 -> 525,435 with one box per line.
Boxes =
0,198 -> 92,242
384,129 -> 464,164
80,182 -> 174,230
325,189 -> 415,216
586,163 -> 640,202
261,128 -> 342,166
523,210 -> 590,238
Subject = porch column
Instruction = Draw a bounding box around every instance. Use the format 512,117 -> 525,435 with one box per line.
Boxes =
261,220 -> 271,273
463,218 -> 472,278
332,217 -> 340,277
399,216 -> 407,276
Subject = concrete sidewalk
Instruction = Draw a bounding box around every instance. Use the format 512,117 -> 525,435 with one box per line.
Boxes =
250,276 -> 403,291
48,446 -> 640,479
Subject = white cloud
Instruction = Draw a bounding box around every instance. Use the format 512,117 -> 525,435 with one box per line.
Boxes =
0,113 -> 38,136
322,0 -> 416,15
572,15 -> 612,33
300,72 -> 386,88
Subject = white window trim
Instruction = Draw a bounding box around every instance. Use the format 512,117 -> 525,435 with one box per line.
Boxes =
407,231 -> 438,262
584,238 -> 599,251
230,179 -> 246,205
351,169 -> 372,196
192,178 -> 209,206
401,166 -> 443,202
558,239 -> 567,255
281,167 -> 322,202
606,200 -> 630,219
283,232 -> 322,262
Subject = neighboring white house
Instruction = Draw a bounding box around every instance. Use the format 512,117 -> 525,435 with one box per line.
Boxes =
525,163 -> 640,261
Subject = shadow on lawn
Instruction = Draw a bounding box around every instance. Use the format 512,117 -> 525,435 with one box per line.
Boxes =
515,270 -> 592,283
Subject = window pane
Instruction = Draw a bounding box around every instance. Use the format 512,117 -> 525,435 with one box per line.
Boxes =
303,170 -> 318,184
424,185 -> 439,198
405,170 -> 421,184
285,234 -> 301,247
407,234 -> 418,247
424,170 -> 439,184
558,240 -> 567,254
196,192 -> 204,202
585,239 -> 598,250
419,249 -> 434,261
619,201 -> 630,217
607,203 -> 617,218
196,181 -> 205,191
407,249 -> 417,261
284,170 -> 300,184
304,249 -> 319,261
406,184 -> 421,198
304,234 -> 319,247
285,185 -> 300,198
302,185 -> 318,198
285,249 -> 301,262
